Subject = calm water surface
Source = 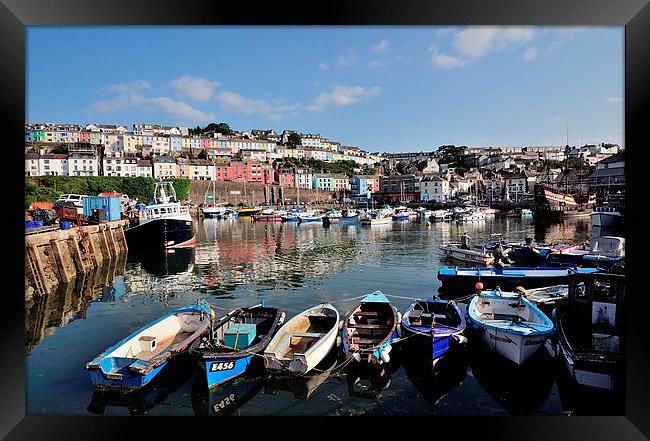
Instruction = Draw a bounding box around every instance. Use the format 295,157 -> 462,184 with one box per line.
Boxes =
26,215 -> 623,416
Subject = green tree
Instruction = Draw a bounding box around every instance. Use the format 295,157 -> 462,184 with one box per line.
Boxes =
287,133 -> 302,147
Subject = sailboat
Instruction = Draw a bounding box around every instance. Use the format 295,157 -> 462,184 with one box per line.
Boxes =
202,180 -> 229,219
533,136 -> 596,219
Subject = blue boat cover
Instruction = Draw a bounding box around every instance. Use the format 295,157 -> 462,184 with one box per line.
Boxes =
361,291 -> 391,303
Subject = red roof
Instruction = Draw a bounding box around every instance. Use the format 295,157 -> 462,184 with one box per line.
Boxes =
98,191 -> 122,197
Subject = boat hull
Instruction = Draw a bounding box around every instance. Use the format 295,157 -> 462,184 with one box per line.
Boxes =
125,217 -> 195,249
437,267 -> 600,293
439,245 -> 494,265
590,211 -> 622,227
202,355 -> 259,390
467,294 -> 553,365
86,303 -> 212,391
341,292 -> 399,365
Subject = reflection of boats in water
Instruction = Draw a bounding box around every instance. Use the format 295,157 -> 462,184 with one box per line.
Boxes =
191,372 -> 266,416
401,352 -> 467,409
345,362 -> 396,399
467,339 -> 555,415
87,356 -> 196,415
128,247 -> 193,278
264,351 -> 339,400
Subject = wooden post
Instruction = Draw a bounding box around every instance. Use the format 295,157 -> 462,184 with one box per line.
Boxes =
106,225 -> 117,257
86,229 -> 101,266
119,224 -> 129,253
98,225 -> 111,260
69,236 -> 87,273
49,239 -> 72,284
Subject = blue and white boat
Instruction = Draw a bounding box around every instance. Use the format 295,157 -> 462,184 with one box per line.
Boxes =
297,212 -> 324,223
85,301 -> 214,391
190,303 -> 285,389
437,266 -> 601,293
467,288 -> 554,365
281,212 -> 300,222
400,298 -> 467,366
340,291 -> 400,365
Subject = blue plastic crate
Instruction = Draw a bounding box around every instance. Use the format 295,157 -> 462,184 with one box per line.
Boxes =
224,323 -> 257,349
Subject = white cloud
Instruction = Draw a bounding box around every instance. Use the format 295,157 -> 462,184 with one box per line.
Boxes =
452,27 -> 534,59
372,39 -> 389,53
307,85 -> 381,112
169,75 -> 220,102
216,91 -> 299,121
318,63 -> 329,71
523,47 -> 539,61
94,82 -> 214,122
607,96 -> 623,103
105,81 -> 151,94
145,96 -> 215,121
429,44 -> 468,69
367,56 -> 406,69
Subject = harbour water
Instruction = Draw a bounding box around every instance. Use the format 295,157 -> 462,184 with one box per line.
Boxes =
25,215 -> 624,416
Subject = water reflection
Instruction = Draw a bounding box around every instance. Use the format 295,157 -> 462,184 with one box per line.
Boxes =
402,352 -> 468,410
87,356 -> 196,416
25,256 -> 127,353
467,341 -> 556,415
191,373 -> 266,416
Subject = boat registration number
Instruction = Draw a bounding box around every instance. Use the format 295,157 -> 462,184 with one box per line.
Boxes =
213,393 -> 236,413
210,361 -> 235,372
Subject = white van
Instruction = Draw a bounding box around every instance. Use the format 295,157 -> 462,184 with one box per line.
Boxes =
54,194 -> 87,214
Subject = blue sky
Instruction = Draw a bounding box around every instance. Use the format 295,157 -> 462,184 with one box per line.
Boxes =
27,26 -> 623,152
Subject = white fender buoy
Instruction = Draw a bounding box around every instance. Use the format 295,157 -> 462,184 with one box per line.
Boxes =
381,345 -> 392,364
455,335 -> 468,345
396,312 -> 402,325
336,336 -> 342,347
352,352 -> 361,362
338,320 -> 344,330
397,325 -> 403,338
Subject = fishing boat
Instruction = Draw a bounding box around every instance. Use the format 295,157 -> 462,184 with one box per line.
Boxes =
281,211 -> 301,222
85,301 -> 214,391
190,303 -> 285,389
439,233 -> 495,265
323,209 -> 359,225
582,236 -> 625,266
432,209 -> 453,222
297,211 -> 324,223
236,206 -> 263,216
548,236 -> 625,267
360,210 -> 392,226
506,238 -> 558,264
341,291 -> 400,365
514,285 -> 569,312
590,204 -> 623,227
467,288 -> 554,365
392,206 -> 414,221
400,298 -> 467,366
437,266 -> 601,293
253,209 -> 286,222
553,272 -> 624,390
263,303 -> 339,375
546,241 -> 591,266
457,210 -> 486,222
125,181 -> 195,249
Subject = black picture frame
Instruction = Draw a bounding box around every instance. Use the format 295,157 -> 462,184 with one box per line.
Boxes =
2,0 -> 649,439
